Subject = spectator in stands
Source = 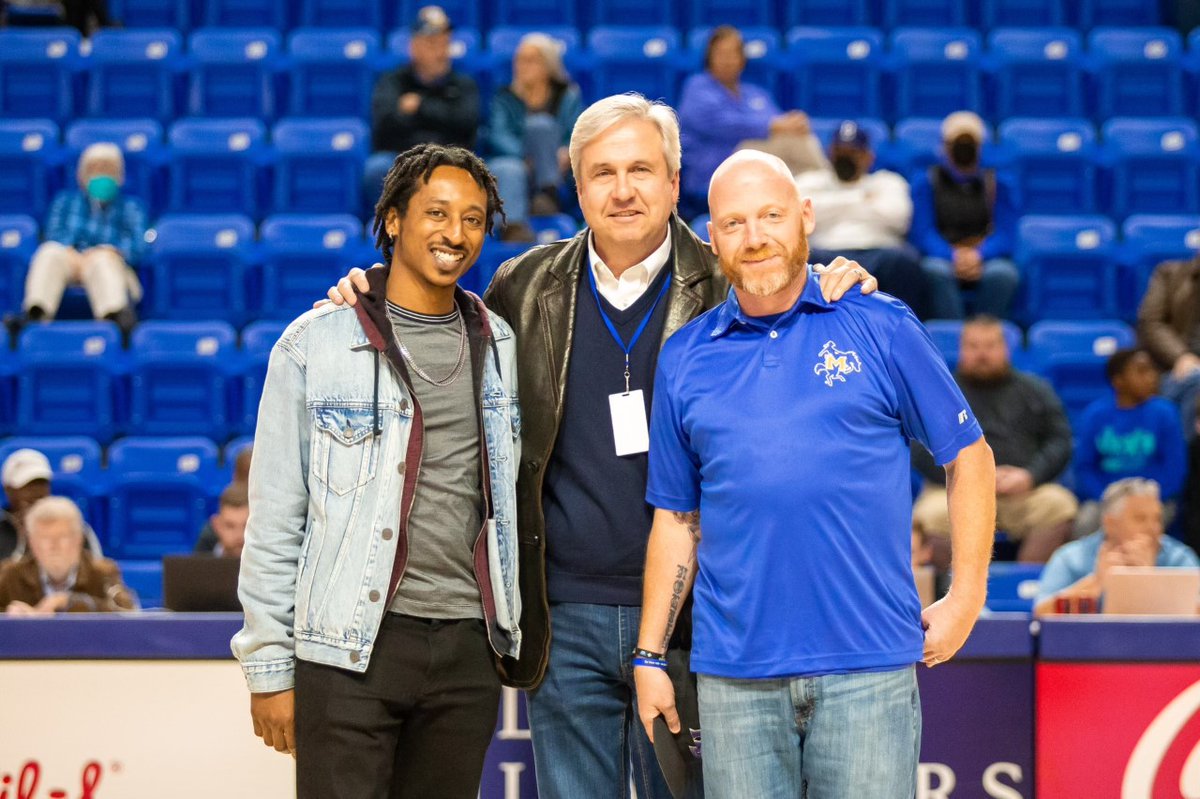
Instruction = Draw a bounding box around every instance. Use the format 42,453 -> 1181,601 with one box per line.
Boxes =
1073,348 -> 1186,536
1,448 -> 102,560
487,33 -> 583,243
1137,252 -> 1200,440
1034,478 -> 1199,615
232,445 -> 252,484
677,26 -> 824,215
910,111 -> 1019,320
796,120 -> 929,318
363,6 -> 480,209
195,482 -> 247,558
913,316 -> 1077,566
2,0 -> 116,36
4,142 -> 144,340
0,496 -> 134,615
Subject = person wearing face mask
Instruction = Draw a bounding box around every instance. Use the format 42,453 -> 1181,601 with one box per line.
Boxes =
796,121 -> 929,319
362,6 -> 480,210
909,111 -> 1020,320
6,142 -> 145,339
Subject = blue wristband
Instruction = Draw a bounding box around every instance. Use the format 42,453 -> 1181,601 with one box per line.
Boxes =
632,656 -> 668,671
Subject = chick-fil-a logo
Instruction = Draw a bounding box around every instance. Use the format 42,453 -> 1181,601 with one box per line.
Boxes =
0,761 -> 102,799
1123,679 -> 1200,798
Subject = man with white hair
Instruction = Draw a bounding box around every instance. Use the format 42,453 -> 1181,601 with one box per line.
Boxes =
1,448 -> 102,560
7,142 -> 145,338
1034,478 -> 1200,615
636,149 -> 995,796
326,93 -> 876,798
0,496 -> 133,615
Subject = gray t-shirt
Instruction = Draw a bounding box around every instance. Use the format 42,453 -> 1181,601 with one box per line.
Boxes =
386,302 -> 484,619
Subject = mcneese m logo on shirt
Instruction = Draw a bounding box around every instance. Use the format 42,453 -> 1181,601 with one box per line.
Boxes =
814,340 -> 862,387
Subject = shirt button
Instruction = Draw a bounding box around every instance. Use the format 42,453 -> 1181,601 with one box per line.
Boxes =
369,590 -> 380,602
381,528 -> 393,540
769,330 -> 779,340
349,651 -> 360,664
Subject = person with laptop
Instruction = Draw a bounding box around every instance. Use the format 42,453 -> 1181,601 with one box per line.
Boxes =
1034,478 -> 1200,616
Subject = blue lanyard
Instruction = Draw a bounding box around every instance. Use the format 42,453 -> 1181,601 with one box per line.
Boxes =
586,264 -> 672,394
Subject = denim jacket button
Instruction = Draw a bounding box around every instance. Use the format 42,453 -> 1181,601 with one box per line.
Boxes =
369,590 -> 380,602
400,399 -> 410,413
381,528 -> 393,540
397,462 -> 406,475
349,651 -> 360,663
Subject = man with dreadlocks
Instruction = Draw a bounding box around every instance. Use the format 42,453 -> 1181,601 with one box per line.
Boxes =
232,143 -> 523,798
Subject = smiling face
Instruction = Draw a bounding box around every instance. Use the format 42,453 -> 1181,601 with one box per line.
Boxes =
576,118 -> 678,266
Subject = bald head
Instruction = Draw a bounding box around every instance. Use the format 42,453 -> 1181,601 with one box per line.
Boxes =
708,149 -> 797,207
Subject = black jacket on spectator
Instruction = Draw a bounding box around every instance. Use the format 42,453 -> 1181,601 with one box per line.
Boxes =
914,369 -> 1072,486
370,66 -> 480,153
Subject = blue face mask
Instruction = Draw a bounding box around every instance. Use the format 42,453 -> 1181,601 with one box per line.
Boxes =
86,175 -> 119,203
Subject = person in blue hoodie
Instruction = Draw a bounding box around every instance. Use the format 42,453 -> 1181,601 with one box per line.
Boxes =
910,111 -> 1019,320
1073,348 -> 1187,535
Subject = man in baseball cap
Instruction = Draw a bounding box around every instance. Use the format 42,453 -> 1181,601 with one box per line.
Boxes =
1,449 -> 52,560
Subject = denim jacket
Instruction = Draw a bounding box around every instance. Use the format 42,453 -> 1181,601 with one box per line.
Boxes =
233,274 -> 521,692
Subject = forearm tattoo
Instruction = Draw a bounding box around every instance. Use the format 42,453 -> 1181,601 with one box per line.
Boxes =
672,510 -> 701,542
661,563 -> 689,653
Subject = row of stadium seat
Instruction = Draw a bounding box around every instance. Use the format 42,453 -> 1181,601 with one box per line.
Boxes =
4,115 -> 1200,222
3,27 -> 1200,123
0,316 -> 1140,446
83,0 -> 1162,33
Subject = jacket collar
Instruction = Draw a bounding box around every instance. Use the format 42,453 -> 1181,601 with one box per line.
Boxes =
349,262 -> 490,353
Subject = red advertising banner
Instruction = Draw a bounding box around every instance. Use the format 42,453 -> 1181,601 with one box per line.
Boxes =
1037,663 -> 1200,799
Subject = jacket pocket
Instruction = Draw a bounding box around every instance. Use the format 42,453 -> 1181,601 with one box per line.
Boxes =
310,405 -> 380,496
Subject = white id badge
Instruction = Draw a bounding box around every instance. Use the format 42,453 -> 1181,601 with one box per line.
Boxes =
609,390 -> 650,456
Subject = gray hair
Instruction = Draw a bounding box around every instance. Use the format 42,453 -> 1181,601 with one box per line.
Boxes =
25,496 -> 85,539
1100,478 -> 1161,518
518,32 -> 567,84
77,142 -> 124,186
568,93 -> 681,184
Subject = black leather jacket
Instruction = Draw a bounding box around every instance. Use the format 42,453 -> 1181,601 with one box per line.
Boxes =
483,214 -> 730,689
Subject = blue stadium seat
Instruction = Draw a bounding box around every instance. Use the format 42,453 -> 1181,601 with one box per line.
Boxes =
259,214 -> 363,320
147,215 -> 255,324
167,118 -> 267,218
1121,215 -> 1200,317
0,29 -> 80,122
783,0 -> 871,26
589,0 -> 675,26
109,0 -> 190,29
1103,118 -> 1200,219
998,118 -> 1097,214
187,29 -> 281,119
0,120 -> 59,218
286,29 -> 379,118
240,320 -> 286,434
687,27 -> 781,96
201,0 -> 290,28
1090,29 -> 1184,120
528,214 -> 579,244
115,559 -> 163,608
1079,0 -> 1161,28
1017,215 -> 1119,321
893,116 -> 992,173
688,0 -> 775,28
106,437 -> 221,559
16,322 -> 123,442
923,319 -> 1023,370
85,30 -> 182,121
689,213 -> 710,240
988,29 -> 1084,119
493,0 -> 577,27
225,435 -> 254,468
0,348 -> 13,436
883,0 -> 967,28
297,0 -> 382,28
0,435 -> 107,539
587,27 -> 683,103
980,0 -> 1065,28
890,29 -> 982,121
986,563 -> 1042,612
129,321 -> 238,439
0,215 -> 38,316
1027,319 -> 1135,423
271,118 -> 369,215
786,28 -> 884,119
467,240 -> 528,296
390,0 -> 482,31
65,119 -> 164,218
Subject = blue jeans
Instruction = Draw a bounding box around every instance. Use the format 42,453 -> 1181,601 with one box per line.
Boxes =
488,114 -> 562,225
527,602 -> 674,799
1163,369 -> 1200,441
698,666 -> 921,799
921,256 -> 1019,319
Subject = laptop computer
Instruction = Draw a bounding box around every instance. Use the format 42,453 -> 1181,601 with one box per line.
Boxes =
162,555 -> 242,612
1103,567 -> 1200,617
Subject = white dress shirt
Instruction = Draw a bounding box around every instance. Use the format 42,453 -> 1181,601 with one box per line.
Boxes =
587,229 -> 672,311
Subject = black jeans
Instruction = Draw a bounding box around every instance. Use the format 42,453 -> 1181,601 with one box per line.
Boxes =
295,614 -> 502,799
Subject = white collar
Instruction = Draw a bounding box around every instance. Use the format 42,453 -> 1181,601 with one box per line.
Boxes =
587,228 -> 672,307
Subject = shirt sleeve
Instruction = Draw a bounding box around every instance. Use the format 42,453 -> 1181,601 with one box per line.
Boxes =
885,308 -> 984,466
645,344 -> 702,512
1035,546 -> 1084,605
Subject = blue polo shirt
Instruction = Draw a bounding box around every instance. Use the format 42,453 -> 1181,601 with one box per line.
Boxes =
647,270 -> 984,679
